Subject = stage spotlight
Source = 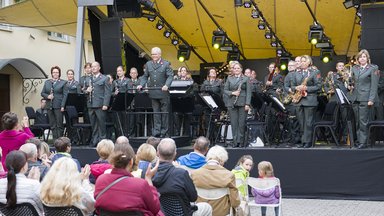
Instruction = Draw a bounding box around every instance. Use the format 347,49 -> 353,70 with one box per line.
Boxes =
315,36 -> 332,48
258,20 -> 265,30
156,20 -> 164,30
244,1 -> 252,8
251,9 -> 259,19
142,12 -> 156,21
138,0 -> 154,9
212,30 -> 227,49
270,37 -> 278,47
308,24 -> 323,45
356,9 -> 362,18
279,54 -> 291,71
343,0 -> 360,9
177,44 -> 191,62
163,29 -> 172,38
320,47 -> 334,63
264,29 -> 272,39
171,36 -> 179,46
234,0 -> 243,7
170,0 -> 183,10
220,40 -> 235,52
227,51 -> 240,61
276,47 -> 283,57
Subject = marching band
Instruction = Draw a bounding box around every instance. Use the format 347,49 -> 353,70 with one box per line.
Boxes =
39,49 -> 382,148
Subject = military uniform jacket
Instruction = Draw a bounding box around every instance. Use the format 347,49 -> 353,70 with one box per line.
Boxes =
86,74 -> 112,108
224,75 -> 251,108
249,78 -> 262,93
324,72 -> 348,95
200,79 -> 222,95
284,71 -> 295,93
79,75 -> 90,91
140,59 -> 174,99
292,68 -> 321,107
66,80 -> 81,94
41,79 -> 68,109
264,73 -> 284,96
350,64 -> 380,103
127,78 -> 140,93
113,77 -> 129,93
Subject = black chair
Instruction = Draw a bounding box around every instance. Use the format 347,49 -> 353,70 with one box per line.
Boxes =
43,205 -> 83,216
25,106 -> 51,141
98,208 -> 143,216
159,193 -> 192,216
0,202 -> 40,216
312,101 -> 340,147
65,106 -> 92,145
367,120 -> 384,147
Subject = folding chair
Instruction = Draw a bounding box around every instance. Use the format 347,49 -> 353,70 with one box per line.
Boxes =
43,205 -> 83,216
196,187 -> 233,216
247,177 -> 282,216
98,208 -> 143,216
0,202 -> 39,216
25,106 -> 51,141
159,193 -> 192,216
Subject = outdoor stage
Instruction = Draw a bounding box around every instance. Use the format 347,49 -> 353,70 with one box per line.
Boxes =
71,143 -> 384,201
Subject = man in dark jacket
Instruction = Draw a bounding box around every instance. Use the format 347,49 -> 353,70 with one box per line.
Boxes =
152,138 -> 212,216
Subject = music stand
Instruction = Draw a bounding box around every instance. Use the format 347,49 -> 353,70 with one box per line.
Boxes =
110,93 -> 135,136
199,93 -> 225,144
336,88 -> 355,147
134,93 -> 153,137
66,93 -> 86,113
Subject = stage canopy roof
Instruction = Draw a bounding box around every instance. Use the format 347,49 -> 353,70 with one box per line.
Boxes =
0,0 -> 362,70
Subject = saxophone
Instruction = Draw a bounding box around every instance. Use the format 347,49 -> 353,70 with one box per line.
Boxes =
282,78 -> 294,105
326,72 -> 335,100
292,77 -> 308,104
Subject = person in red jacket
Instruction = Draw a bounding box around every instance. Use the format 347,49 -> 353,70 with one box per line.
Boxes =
94,142 -> 162,216
0,112 -> 34,170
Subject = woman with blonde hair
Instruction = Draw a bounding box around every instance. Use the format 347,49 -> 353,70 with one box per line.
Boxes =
40,157 -> 95,215
89,139 -> 114,183
132,143 -> 157,178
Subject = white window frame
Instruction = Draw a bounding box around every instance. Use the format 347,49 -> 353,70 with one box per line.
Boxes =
47,31 -> 70,43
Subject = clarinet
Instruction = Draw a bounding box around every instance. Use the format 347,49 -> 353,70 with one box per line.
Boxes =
233,76 -> 243,106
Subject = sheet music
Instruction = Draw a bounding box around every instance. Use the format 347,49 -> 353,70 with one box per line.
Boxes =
203,95 -> 218,109
169,90 -> 187,94
336,88 -> 350,104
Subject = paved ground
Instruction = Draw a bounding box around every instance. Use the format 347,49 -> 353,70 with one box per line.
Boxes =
248,198 -> 384,216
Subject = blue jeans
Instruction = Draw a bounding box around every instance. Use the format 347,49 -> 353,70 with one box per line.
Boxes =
261,206 -> 279,216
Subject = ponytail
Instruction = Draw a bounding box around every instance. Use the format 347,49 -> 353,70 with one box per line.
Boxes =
6,167 -> 17,208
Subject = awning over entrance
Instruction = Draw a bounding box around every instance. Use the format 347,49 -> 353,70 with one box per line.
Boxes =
0,58 -> 48,79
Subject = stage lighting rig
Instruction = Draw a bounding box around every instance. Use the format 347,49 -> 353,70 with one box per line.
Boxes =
171,36 -> 180,45
163,29 -> 172,38
234,0 -> 243,7
227,51 -> 240,61
320,47 -> 334,63
138,0 -> 154,9
258,20 -> 266,30
279,54 -> 291,71
156,20 -> 164,30
270,37 -> 278,47
177,44 -> 191,62
308,24 -> 324,45
251,9 -> 259,19
212,30 -> 227,49
170,0 -> 183,10
244,1 -> 252,8
264,28 -> 272,39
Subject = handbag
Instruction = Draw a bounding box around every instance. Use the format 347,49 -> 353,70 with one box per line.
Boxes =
95,176 -> 128,200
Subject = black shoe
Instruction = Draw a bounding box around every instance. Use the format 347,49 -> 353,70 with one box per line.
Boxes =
304,143 -> 313,148
298,143 -> 306,148
357,143 -> 367,149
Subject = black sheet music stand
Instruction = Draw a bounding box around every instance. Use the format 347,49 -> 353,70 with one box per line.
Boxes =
134,93 -> 153,137
336,88 -> 356,147
111,93 -> 135,136
66,93 -> 86,114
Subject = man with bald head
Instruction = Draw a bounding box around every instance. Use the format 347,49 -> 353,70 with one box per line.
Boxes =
177,136 -> 209,169
115,136 -> 129,145
152,138 -> 212,216
137,47 -> 174,138
86,61 -> 112,146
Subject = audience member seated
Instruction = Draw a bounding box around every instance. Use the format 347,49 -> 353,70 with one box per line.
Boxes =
177,136 -> 209,169
146,136 -> 161,149
89,139 -> 114,184
0,150 -> 43,215
94,142 -> 162,215
0,112 -> 34,170
191,145 -> 240,216
25,138 -> 52,167
40,157 -> 95,215
252,161 -> 280,216
51,137 -> 81,172
0,147 -> 5,178
132,143 -> 157,178
152,138 -> 212,216
115,136 -> 129,145
20,143 -> 49,181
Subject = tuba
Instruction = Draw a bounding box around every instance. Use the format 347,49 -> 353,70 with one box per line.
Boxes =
292,77 -> 308,104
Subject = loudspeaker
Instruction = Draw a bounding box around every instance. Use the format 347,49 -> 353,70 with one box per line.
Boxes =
361,4 -> 384,69
108,0 -> 142,18
100,17 -> 122,75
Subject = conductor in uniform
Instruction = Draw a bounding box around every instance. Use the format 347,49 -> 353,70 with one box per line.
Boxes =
137,47 -> 174,138
86,61 -> 112,146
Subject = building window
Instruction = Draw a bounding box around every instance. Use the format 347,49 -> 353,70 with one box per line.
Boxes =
47,31 -> 70,43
